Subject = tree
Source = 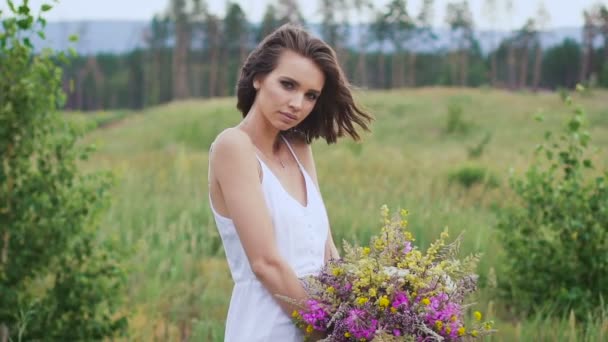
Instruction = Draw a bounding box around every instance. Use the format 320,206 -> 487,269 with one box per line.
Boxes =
351,0 -> 374,87
504,0 -> 517,89
482,0 -> 499,86
205,13 -> 222,97
144,14 -> 171,105
168,0 -> 192,99
277,0 -> 306,26
384,0 -> 416,88
514,19 -> 536,89
371,9 -> 390,88
580,10 -> 595,84
413,0 -> 437,87
532,1 -> 550,91
0,2 -> 126,340
445,0 -> 475,86
223,2 -> 249,95
319,0 -> 351,69
258,3 -> 281,42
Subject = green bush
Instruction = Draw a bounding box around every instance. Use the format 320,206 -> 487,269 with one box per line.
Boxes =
0,2 -> 126,339
448,165 -> 499,189
496,86 -> 608,318
444,101 -> 473,135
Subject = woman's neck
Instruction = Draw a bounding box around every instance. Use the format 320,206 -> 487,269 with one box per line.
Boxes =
238,105 -> 282,156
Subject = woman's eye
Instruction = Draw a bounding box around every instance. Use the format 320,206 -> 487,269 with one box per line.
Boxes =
306,93 -> 318,101
281,80 -> 294,89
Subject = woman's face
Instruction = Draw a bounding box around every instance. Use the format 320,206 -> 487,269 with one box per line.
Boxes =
253,49 -> 325,131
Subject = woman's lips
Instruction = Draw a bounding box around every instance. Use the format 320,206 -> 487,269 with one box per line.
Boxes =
279,111 -> 297,121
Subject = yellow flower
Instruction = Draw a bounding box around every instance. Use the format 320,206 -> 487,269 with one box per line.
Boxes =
390,307 -> 397,313
327,286 -> 335,294
445,327 -> 451,335
378,296 -> 390,308
306,325 -> 314,334
332,268 -> 343,276
291,310 -> 299,318
422,298 -> 431,306
471,330 -> 479,337
344,332 -> 351,338
362,247 -> 371,256
474,311 -> 482,321
450,315 -> 457,322
435,321 -> 443,330
357,297 -> 369,305
484,322 -> 493,330
458,327 -> 466,336
374,239 -> 385,250
368,288 -> 377,297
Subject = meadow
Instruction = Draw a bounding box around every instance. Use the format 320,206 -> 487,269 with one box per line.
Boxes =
76,87 -> 608,341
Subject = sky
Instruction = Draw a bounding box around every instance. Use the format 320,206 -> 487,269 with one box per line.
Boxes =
1,0 -> 607,29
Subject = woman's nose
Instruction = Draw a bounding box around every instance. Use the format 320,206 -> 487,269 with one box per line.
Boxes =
288,93 -> 304,111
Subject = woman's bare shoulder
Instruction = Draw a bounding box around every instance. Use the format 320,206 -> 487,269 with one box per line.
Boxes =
210,128 -> 256,168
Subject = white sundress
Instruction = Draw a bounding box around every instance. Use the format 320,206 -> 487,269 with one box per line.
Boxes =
209,136 -> 330,342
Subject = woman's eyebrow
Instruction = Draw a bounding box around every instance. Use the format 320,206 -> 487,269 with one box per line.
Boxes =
280,76 -> 321,94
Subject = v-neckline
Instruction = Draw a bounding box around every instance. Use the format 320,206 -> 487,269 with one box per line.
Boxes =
256,155 -> 310,209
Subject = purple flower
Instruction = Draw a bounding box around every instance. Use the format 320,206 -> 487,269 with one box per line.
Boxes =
345,308 -> 378,340
392,291 -> 409,309
403,241 -> 412,254
300,300 -> 330,331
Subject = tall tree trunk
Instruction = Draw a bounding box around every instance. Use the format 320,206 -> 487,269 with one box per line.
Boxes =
356,45 -> 367,88
507,43 -> 517,90
519,43 -> 529,89
532,44 -> 543,91
407,52 -> 416,87
377,52 -> 385,89
209,45 -> 219,97
449,52 -> 458,85
460,50 -> 468,86
173,24 -> 191,99
491,52 -> 498,86
391,51 -> 399,88
580,13 -> 593,84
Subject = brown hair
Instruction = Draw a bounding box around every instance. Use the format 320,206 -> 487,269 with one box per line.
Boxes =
236,24 -> 373,144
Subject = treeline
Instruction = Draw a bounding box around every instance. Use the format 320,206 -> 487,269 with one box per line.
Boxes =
61,0 -> 608,111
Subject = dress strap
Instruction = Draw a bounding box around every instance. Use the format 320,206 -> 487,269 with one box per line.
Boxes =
280,135 -> 304,169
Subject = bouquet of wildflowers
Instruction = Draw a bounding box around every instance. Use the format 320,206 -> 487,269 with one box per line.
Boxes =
284,206 -> 496,341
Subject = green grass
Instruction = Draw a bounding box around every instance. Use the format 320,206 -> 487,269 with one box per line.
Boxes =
77,87 -> 608,341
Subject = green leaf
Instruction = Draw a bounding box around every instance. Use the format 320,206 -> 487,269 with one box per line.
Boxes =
37,31 -> 46,39
23,37 -> 32,48
7,0 -> 16,13
17,5 -> 30,15
41,4 -> 53,11
69,34 -> 79,42
583,159 -> 593,168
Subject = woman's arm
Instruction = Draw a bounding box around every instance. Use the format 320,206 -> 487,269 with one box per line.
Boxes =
210,129 -> 308,315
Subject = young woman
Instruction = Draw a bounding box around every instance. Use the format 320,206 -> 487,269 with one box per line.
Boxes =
208,24 -> 372,341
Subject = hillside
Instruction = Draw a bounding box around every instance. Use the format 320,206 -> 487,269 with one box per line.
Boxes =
78,87 -> 608,341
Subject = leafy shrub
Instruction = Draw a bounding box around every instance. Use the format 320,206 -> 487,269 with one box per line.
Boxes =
0,3 -> 126,339
445,101 -> 473,135
496,86 -> 608,318
448,165 -> 499,189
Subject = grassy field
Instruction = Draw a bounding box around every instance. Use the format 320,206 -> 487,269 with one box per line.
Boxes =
76,87 -> 608,341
